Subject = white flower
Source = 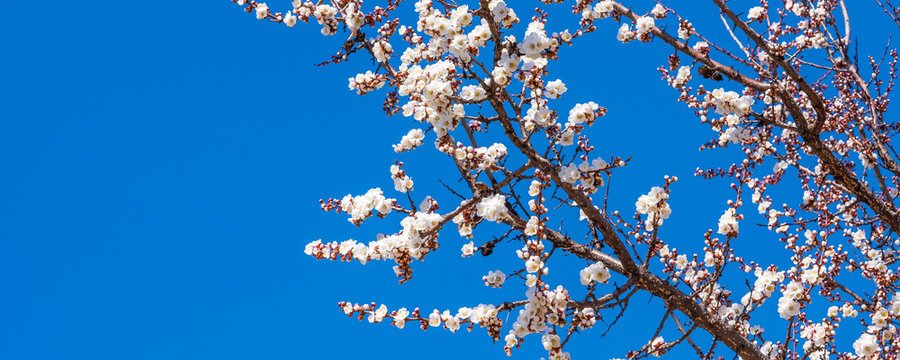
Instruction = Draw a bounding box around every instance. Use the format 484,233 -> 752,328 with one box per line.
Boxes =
650,336 -> 665,357
717,208 -> 739,235
567,102 -> 601,125
777,296 -> 801,319
255,3 -> 269,19
558,129 -> 574,146
635,16 -> 655,35
853,333 -> 879,357
524,216 -> 540,236
860,152 -> 875,169
283,12 -> 297,27
394,307 -> 409,329
541,333 -> 561,350
693,41 -> 709,52
461,241 -> 476,257
428,309 -> 442,327
528,180 -> 542,197
651,4 -> 667,18
617,23 -> 634,43
519,21 -> 550,56
445,315 -> 461,332
748,6 -> 765,20
774,160 -> 789,173
525,255 -> 544,273
348,71 -> 386,95
504,333 -> 518,347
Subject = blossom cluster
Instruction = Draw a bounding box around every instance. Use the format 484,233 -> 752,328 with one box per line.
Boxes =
338,188 -> 396,225
706,88 -> 755,117
581,1 -> 615,22
483,270 -> 506,288
393,128 -> 425,153
232,0 -> 900,359
716,208 -> 739,236
777,279 -> 805,319
558,157 -> 609,193
338,301 -> 503,338
390,164 -> 414,193
555,101 -> 605,146
304,208 -> 443,282
579,262 -> 611,285
444,142 -> 508,172
476,194 -> 509,223
348,70 -> 386,95
635,186 -> 672,230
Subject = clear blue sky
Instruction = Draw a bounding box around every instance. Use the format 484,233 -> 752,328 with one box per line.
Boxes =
1,1 -> 894,359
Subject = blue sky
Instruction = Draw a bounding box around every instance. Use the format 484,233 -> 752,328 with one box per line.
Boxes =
1,1 -> 895,359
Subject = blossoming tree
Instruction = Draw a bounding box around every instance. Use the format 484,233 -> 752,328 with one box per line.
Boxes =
229,0 -> 900,359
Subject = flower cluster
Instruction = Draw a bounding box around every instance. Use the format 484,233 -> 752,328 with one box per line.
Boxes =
443,142 -> 508,171
476,194 -> 509,222
399,60 -> 465,137
348,70 -> 387,95
487,0 -> 519,27
304,208 -> 444,282
393,128 -> 425,153
777,279 -> 805,319
339,301 -> 503,337
799,322 -> 834,353
718,125 -> 751,145
747,6 -> 766,21
558,157 -> 609,193
635,186 -> 672,230
716,208 -> 739,236
483,270 -> 506,288
706,88 -> 755,117
582,1 -> 615,21
459,84 -> 486,102
519,21 -> 552,58
853,333 -> 880,357
671,65 -> 691,87
740,267 -> 785,308
232,0 -> 900,359
390,164 -> 414,193
567,102 -> 603,126
579,262 -> 611,285
544,79 -> 567,99
339,188 -> 396,225
504,283 -> 579,358
516,239 -> 548,275
451,201 -> 478,238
